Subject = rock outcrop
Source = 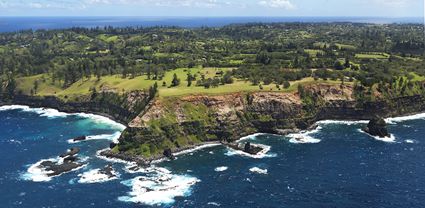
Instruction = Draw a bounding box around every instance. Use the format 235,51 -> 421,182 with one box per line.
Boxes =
60,147 -> 80,158
99,164 -> 117,179
363,117 -> 390,138
163,148 -> 175,160
72,136 -> 87,142
243,142 -> 264,155
38,148 -> 85,177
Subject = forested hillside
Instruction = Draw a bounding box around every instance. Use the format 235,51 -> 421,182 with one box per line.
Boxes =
0,23 -> 424,100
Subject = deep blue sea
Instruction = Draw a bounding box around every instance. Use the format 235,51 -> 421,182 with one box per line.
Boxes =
1,105 -> 425,208
0,16 -> 423,33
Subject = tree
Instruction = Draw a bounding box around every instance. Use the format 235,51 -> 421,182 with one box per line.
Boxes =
90,86 -> 97,100
33,80 -> 39,95
256,51 -> 271,65
171,73 -> 180,87
0,79 -> 3,94
221,71 -> 234,84
334,61 -> 344,70
283,80 -> 291,89
6,76 -> 16,97
187,73 -> 194,87
344,58 -> 350,68
149,82 -> 158,98
297,84 -> 305,97
146,65 -> 151,80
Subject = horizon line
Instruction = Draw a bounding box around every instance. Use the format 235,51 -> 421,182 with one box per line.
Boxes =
0,15 -> 422,18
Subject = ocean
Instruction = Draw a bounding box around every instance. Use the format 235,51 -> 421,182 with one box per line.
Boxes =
0,16 -> 422,33
1,105 -> 425,207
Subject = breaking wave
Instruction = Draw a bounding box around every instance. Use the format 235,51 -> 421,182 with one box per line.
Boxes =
78,168 -> 119,184
0,105 -> 125,130
287,126 -> 322,144
225,144 -> 276,159
214,166 -> 228,172
21,157 -> 85,182
68,132 -> 121,144
357,129 -> 396,143
118,167 -> 199,206
249,167 -> 268,175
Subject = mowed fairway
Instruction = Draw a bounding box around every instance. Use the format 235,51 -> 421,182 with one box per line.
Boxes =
355,53 -> 390,59
16,67 -> 349,98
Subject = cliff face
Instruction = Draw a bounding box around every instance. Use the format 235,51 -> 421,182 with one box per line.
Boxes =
117,84 -> 359,158
4,83 -> 425,161
0,91 -> 150,124
116,84 -> 425,159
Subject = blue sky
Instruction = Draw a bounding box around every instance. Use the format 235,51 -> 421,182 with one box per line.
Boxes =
0,0 -> 423,17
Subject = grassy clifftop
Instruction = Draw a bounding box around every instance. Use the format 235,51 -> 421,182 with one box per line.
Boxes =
16,67 -> 348,100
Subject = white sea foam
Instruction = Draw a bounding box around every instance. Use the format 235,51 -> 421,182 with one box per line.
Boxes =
214,166 -> 228,172
358,129 -> 396,143
385,113 -> 425,124
0,105 -> 126,130
287,126 -> 322,144
68,132 -> 122,144
405,139 -> 416,144
22,159 -> 56,182
173,143 -> 221,157
225,144 -> 275,159
75,113 -> 126,130
249,167 -> 268,175
96,149 -> 136,166
118,167 -> 199,206
207,202 -> 221,206
317,120 -> 368,125
287,133 -> 321,144
315,113 -> 425,126
78,168 -> 119,184
0,105 -> 68,118
21,157 -> 85,182
236,133 -> 266,142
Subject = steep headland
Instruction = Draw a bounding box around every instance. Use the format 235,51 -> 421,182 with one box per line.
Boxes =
3,83 -> 425,164
109,83 -> 425,163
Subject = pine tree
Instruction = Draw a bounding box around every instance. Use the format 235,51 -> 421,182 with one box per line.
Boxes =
171,73 -> 180,87
187,73 -> 193,87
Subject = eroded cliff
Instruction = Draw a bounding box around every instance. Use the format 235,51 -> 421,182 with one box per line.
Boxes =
115,84 -> 369,159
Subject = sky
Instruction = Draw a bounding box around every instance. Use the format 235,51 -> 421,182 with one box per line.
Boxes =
0,0 -> 423,17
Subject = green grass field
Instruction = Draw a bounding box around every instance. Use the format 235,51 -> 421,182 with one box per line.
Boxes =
304,49 -> 324,57
313,42 -> 328,49
355,53 -> 390,59
97,34 -> 119,43
335,43 -> 357,50
16,67 -> 352,99
16,74 -> 63,95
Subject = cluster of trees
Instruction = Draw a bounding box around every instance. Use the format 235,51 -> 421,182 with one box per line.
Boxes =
0,23 -> 423,96
0,73 -> 17,98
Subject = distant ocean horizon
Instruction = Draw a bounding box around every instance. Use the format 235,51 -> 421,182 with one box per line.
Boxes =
0,16 -> 423,33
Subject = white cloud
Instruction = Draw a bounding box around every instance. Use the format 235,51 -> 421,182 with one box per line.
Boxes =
372,0 -> 412,7
0,0 -> 87,9
29,3 -> 44,8
88,0 -> 224,8
258,0 -> 295,9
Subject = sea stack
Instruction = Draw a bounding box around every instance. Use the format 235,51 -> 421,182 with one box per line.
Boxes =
163,148 -> 176,160
363,117 -> 390,138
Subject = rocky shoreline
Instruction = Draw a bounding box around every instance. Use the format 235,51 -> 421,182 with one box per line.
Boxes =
3,91 -> 425,167
38,147 -> 85,177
